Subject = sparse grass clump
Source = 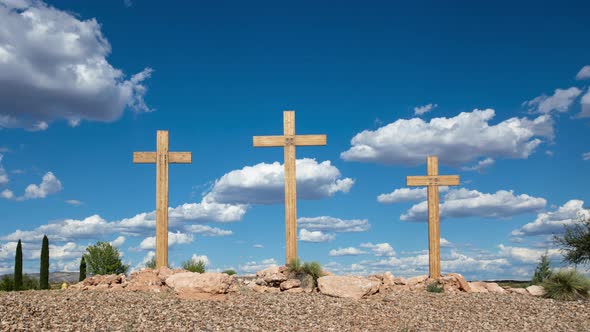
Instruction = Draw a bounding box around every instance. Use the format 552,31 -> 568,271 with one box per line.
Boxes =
426,281 -> 444,293
182,258 -> 206,273
542,269 -> 590,301
145,256 -> 157,269
222,269 -> 236,276
286,258 -> 325,287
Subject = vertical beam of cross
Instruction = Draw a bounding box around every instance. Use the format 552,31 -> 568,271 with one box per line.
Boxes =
133,130 -> 192,269
406,156 -> 460,279
253,111 -> 327,264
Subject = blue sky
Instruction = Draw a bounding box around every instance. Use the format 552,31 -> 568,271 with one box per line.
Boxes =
0,0 -> 589,280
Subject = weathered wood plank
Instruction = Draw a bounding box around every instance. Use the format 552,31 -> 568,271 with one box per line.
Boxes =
133,152 -> 156,163
283,111 -> 297,265
295,135 -> 327,146
427,156 -> 441,279
156,130 -> 169,269
169,152 -> 192,163
253,135 -> 285,147
406,175 -> 460,186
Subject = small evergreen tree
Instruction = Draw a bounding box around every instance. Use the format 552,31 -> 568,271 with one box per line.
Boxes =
14,239 -> 22,291
40,235 -> 49,290
79,256 -> 87,282
532,254 -> 552,285
83,241 -> 129,275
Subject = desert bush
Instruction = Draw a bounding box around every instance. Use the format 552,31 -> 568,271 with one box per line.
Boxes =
0,274 -> 39,292
40,235 -> 49,289
145,256 -> 157,269
286,258 -> 303,274
531,254 -> 552,285
222,269 -> 236,276
542,269 -> 590,301
302,261 -> 323,280
287,258 -> 324,287
83,241 -> 129,275
426,281 -> 444,293
182,258 -> 206,273
14,239 -> 22,291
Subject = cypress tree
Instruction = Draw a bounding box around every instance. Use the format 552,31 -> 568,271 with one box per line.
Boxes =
79,256 -> 86,282
14,239 -> 22,291
40,235 -> 49,290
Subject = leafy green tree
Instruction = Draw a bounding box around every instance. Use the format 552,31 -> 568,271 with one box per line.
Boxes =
182,257 -> 206,273
83,241 -> 129,275
14,240 -> 22,291
40,235 -> 49,290
531,254 -> 552,285
79,256 -> 87,282
554,214 -> 590,265
0,274 -> 38,292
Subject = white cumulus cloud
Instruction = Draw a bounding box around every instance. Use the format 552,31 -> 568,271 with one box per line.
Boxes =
23,172 -> 62,199
377,187 -> 449,204
139,231 -> 193,250
461,158 -> 495,172
360,242 -> 396,257
341,109 -> 553,166
185,224 -> 232,236
206,158 -> 354,204
524,87 -> 582,115
0,0 -> 153,130
329,247 -> 367,256
0,154 -> 8,185
238,258 -> 278,274
584,152 -> 590,161
401,188 -> 546,221
579,88 -> 590,118
110,236 -> 125,247
498,244 -> 562,264
414,103 -> 437,116
298,229 -> 335,242
576,65 -> 590,80
511,200 -> 589,237
297,216 -> 370,233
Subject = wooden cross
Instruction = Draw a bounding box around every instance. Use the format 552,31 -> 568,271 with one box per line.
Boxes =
406,156 -> 460,279
253,111 -> 327,264
133,130 -> 192,269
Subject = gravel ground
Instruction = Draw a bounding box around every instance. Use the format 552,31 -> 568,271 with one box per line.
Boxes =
1,290 -> 589,331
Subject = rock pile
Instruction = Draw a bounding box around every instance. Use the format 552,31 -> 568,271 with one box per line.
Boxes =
69,268 -> 237,298
244,266 -> 316,294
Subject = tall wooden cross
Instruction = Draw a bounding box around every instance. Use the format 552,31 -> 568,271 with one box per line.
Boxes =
406,156 -> 460,279
253,111 -> 327,264
133,130 -> 192,269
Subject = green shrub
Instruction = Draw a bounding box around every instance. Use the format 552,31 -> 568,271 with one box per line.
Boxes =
222,269 -> 236,276
14,239 -> 22,291
0,274 -> 39,292
40,235 -> 49,289
182,258 -> 206,273
532,254 -> 552,285
145,256 -> 157,269
542,269 -> 590,301
286,258 -> 324,287
426,281 -> 444,293
83,241 -> 129,275
302,261 -> 324,280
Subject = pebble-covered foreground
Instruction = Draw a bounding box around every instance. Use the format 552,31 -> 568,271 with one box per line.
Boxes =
1,290 -> 589,331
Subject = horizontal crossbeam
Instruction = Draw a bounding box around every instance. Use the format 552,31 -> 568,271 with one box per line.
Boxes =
406,175 -> 460,187
133,152 -> 192,164
253,135 -> 327,147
